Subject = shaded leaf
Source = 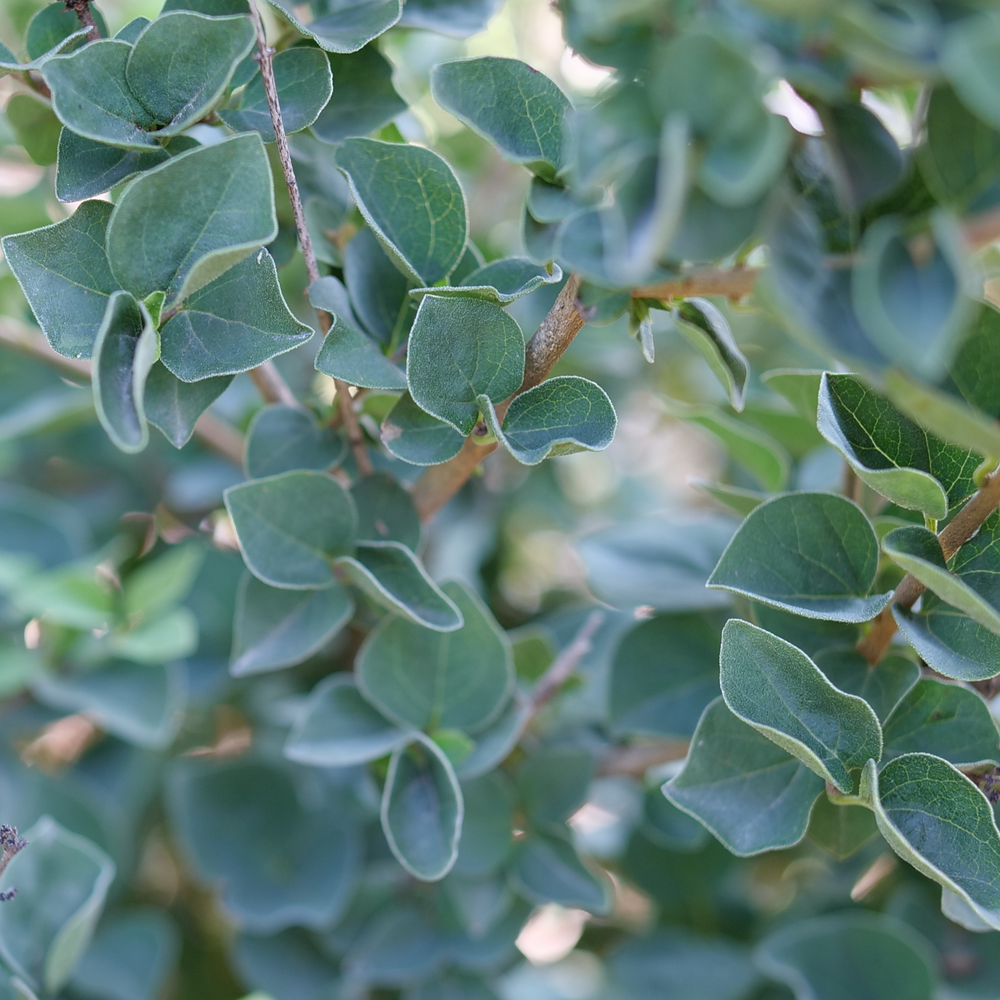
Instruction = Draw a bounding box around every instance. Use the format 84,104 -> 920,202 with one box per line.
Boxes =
345,905 -> 445,985
232,928 -> 339,1000
454,701 -> 530,780
761,368 -> 823,422
453,772 -> 514,877
244,405 -> 344,480
145,364 -> 232,449
641,787 -> 710,852
5,94 -> 60,166
350,472 -> 421,549
942,10 -> 1000,132
381,392 -> 466,466
893,600 -> 1000,683
806,794 -> 878,861
674,298 -> 750,412
54,129 -> 174,203
262,0 -> 402,53
813,648 -> 919,723
343,227 -> 412,346
517,746 -> 593,831
400,0 -> 501,36
411,257 -> 562,305
510,829 -> 609,913
820,103 -> 906,210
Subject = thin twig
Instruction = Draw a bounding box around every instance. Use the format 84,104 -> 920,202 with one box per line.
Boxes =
64,0 -> 99,42
597,740 -> 689,777
248,364 -> 298,409
528,609 -> 604,717
247,0 -> 372,476
633,266 -> 759,302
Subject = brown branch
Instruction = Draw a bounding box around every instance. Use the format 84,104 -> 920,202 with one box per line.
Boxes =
857,469 -> 1000,665
410,275 -> 586,521
633,266 -> 760,302
64,0 -> 99,42
597,740 -> 689,777
248,0 -> 372,476
248,364 -> 298,409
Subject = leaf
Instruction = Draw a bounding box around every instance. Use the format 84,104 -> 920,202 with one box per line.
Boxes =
693,480 -> 766,516
224,470 -> 357,589
110,608 -> 199,663
400,0 -> 501,36
673,298 -> 750,412
343,227 -> 412,345
311,46 -> 406,143
262,0 -> 401,53
432,58 -> 569,182
479,376 -> 617,466
105,133 -> 277,305
31,661 -> 186,749
1,200 -> 118,360
720,619 -> 883,793
578,514 -> 736,612
410,257 -> 563,305
14,565 -> 113,630
942,10 -> 1000,132
54,129 -> 172,203
941,886 -> 995,933
380,392 -> 466,466
861,753 -> 1000,932
640,786 -> 709,852
806,794 -> 878,861
454,700 -> 530,780
335,138 -> 468,284
42,40 -> 160,150
382,733 -> 464,881
310,276 -> 407,390
357,579 -> 511,730
284,674 -> 411,765
25,3 -> 107,57
144,364 -> 233,449
230,574 -> 353,675
5,94 -> 61,166
350,472 -> 421,549
664,698 -> 823,856
881,678 -> 1000,767
232,929 -> 339,1000
244,405 -> 344,480
757,912 -> 937,1000
453,772 -> 514,877
708,492 -> 891,622
126,544 -> 204,619
609,610 -> 725,738
893,601 -> 1000,683
336,542 -> 463,631
406,295 -> 524,435
114,16 -> 151,42
818,373 -> 980,521
813,648 -> 919,723
517,746 -> 593,830
345,905 -> 446,985
510,829 -> 609,913
167,759 -> 360,931
91,291 -> 158,454
0,819 -> 112,995
760,368 -> 823,422
219,47 -> 332,140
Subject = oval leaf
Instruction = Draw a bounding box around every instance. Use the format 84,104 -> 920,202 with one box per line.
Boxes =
510,830 -> 609,913
674,298 -> 749,412
244,405 -> 345,480
380,391 -> 466,466
262,0 -> 401,53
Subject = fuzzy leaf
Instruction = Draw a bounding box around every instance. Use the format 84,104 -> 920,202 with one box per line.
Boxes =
144,364 -> 233,449
893,600 -> 1000,683
674,298 -> 749,412
813,648 -> 919,723
263,0 -> 401,53
54,129 -> 173,204
380,392 -> 466,466
350,472 -> 421,549
343,227 -> 412,345
410,257 -> 562,305
311,46 -> 406,143
244,405 -> 345,480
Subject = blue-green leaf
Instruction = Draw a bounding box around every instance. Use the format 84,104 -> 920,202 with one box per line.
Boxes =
380,392 -> 466,466
262,0 -> 401,53
244,405 -> 345,480
144,364 -> 233,449
510,829 -> 609,913
311,46 -> 406,143
410,257 -> 562,305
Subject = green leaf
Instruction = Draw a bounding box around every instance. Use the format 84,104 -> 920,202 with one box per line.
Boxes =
263,0 -> 401,53
31,661 -> 186,749
5,94 -> 61,166
230,574 -> 353,675
893,600 -> 1000,683
454,700 -> 530,780
818,373 -> 980,520
693,480 -> 766,517
114,16 -> 151,42
350,472 -> 421,550
357,579 -> 511,730
162,0 -> 248,11
757,912 -> 937,1000
410,257 -> 563,306
219,47 -> 332,141
167,759 -> 360,931
453,772 -> 514,877
110,607 -> 199,663
380,391 -> 466,466
343,227 -> 412,346
407,295 -> 524,435
336,542 -> 464,631
517,746 -> 593,830
105,133 -> 277,305
709,493 -> 890,622
144,364 -> 233,449
400,0 -> 500,36
806,794 -> 878,860
881,678 -> 1000,767
310,276 -> 407,390
761,368 -> 823,422
0,817 -> 115,996
720,619 -> 883,793
244,405 -> 344,480
91,291 -> 158,454
54,129 -> 171,203
382,733 -> 464,881
510,829 -> 609,913
42,41 -> 160,149
479,376 -> 616,466
664,698 -> 824,856
125,12 -> 255,136
224,470 -> 357,589
862,753 -> 1000,932
942,10 -> 1000,132
284,674 -> 411,765
673,298 -> 750,412
431,58 -> 569,182
813,648 -> 919,723
609,610 -> 725,738
310,46 -> 405,143
335,138 -> 467,285
641,786 -> 709,852
14,564 -> 113,630
0,30 -> 86,76
125,542 -> 204,619
25,3 -> 107,60
1,200 -> 118,360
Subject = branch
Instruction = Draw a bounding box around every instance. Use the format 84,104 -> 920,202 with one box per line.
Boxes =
64,0 -> 99,43
248,0 -> 372,476
411,274 -> 586,520
527,609 -> 604,717
597,740 -> 689,777
857,468 -> 1000,665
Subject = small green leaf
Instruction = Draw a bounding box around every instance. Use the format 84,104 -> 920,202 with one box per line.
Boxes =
144,364 -> 233,449
893,600 -> 1000,683
692,480 -> 766,516
881,678 -> 1000,767
806,794 -> 878,861
407,295 -> 524,435
54,129 -> 171,203
25,3 -> 107,60
244,405 -> 344,480
5,94 -> 61,166
106,133 -> 277,305
114,16 -> 151,42
380,391 -> 466,466
431,57 -> 570,181
410,257 -> 563,306
454,701 -> 530,780
942,10 -> 1000,132
125,542 -> 204,619
336,542 -> 463,631
350,472 -> 421,550
400,0 -> 500,35
343,905 -> 445,985
720,619 -> 883,793
263,0 -> 401,53
1,200 -> 118,360
91,290 -> 158,454
311,46 -> 405,143
820,103 -> 906,210
664,697 -> 824,856
641,788 -> 709,852
709,492 -> 890,622
230,574 -> 353,675
818,373 -> 980,520
224,470 -> 357,589
284,674 -> 411,766
219,47 -> 332,140
343,227 -> 412,345
479,376 -> 617,466
14,564 -> 113,630
760,368 -> 823,422
453,773 -> 514,877
357,580 -> 511,730
335,138 -> 467,285
510,829 -> 609,913
382,733 -> 464,882
517,747 -> 593,831
862,753 -> 1000,932
814,648 -> 919,723
673,298 -> 750,412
